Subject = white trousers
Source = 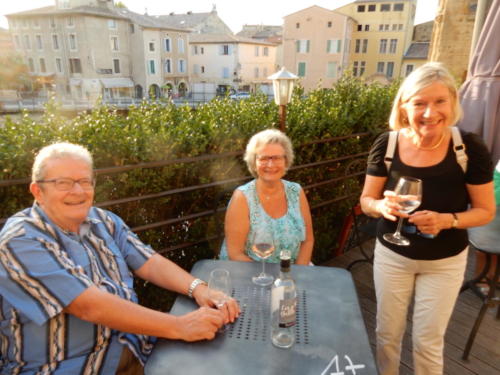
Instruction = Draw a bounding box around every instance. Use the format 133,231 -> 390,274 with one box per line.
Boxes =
373,241 -> 468,375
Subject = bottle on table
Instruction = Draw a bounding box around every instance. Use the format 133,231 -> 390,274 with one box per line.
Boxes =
271,250 -> 297,349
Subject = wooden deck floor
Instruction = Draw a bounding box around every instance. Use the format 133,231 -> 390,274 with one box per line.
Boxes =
323,241 -> 500,375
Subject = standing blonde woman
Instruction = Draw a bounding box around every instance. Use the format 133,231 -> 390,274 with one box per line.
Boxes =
219,129 -> 314,265
360,63 -> 495,374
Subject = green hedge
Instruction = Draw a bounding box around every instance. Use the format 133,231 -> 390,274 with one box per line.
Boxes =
0,76 -> 399,311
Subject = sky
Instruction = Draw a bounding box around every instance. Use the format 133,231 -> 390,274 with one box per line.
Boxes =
1,0 -> 439,32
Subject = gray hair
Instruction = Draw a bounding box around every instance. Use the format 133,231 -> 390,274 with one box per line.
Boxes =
389,62 -> 463,130
32,142 -> 93,182
244,129 -> 294,177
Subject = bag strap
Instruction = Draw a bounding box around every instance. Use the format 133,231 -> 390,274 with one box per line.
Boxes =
451,127 -> 467,173
384,130 -> 398,173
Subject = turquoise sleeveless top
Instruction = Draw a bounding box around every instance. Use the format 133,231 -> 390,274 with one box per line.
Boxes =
219,179 -> 306,263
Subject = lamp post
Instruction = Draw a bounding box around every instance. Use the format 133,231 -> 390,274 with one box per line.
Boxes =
268,67 -> 298,132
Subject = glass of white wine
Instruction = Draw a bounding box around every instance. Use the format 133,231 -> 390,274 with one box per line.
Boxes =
383,176 -> 422,246
251,226 -> 275,286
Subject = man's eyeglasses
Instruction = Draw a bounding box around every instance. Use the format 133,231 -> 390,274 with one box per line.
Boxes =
256,155 -> 286,164
36,178 -> 96,191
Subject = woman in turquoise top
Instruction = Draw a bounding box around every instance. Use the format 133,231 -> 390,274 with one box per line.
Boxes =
219,129 -> 314,265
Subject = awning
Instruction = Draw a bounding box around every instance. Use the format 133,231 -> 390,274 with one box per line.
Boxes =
100,78 -> 134,88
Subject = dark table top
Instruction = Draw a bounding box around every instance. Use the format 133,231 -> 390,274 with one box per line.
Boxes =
468,207 -> 500,254
145,260 -> 378,375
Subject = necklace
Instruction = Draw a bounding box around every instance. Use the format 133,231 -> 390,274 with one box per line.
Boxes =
257,181 -> 282,200
413,130 -> 446,151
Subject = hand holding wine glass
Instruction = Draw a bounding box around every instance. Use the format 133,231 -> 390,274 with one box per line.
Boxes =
383,176 -> 422,246
251,225 -> 275,286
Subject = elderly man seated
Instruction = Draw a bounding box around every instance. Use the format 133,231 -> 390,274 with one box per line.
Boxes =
0,142 -> 240,374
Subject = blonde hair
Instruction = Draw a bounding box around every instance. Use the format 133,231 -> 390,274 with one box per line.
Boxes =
389,62 -> 463,130
244,129 -> 294,177
32,142 -> 93,182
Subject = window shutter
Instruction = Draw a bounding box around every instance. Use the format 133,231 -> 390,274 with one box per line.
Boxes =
295,40 -> 300,52
306,40 -> 310,53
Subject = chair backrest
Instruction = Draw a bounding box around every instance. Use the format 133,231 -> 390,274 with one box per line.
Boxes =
334,204 -> 377,257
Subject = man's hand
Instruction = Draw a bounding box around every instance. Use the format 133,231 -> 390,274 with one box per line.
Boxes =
175,307 -> 225,341
193,284 -> 241,324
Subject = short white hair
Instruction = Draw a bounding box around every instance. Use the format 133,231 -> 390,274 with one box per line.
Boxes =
32,142 -> 93,182
244,129 -> 294,177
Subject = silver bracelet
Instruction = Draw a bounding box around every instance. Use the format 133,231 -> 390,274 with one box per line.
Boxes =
187,278 -> 207,298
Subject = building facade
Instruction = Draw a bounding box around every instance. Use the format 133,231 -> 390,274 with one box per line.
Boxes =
282,6 -> 354,91
334,0 -> 417,81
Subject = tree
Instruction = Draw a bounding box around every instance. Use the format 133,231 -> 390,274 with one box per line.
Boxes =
0,54 -> 32,90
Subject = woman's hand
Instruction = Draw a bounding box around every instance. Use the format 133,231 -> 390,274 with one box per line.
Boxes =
376,190 -> 408,221
408,210 -> 445,236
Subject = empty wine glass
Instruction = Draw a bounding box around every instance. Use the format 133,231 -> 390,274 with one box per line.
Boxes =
251,225 -> 275,286
207,268 -> 232,331
383,176 -> 422,246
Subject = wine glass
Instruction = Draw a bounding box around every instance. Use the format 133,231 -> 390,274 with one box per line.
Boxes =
383,176 -> 422,246
251,226 -> 275,286
207,268 -> 232,331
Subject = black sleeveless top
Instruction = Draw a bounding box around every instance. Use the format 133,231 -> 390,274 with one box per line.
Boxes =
367,129 -> 493,260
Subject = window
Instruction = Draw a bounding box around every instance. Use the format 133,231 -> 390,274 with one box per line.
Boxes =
296,23 -> 300,28
365,24 -> 370,31
379,39 -> 387,53
254,67 -> 259,78
263,67 -> 268,77
148,60 -> 156,74
389,39 -> 397,54
33,18 -> 40,28
39,58 -> 46,73
327,39 -> 341,53
14,35 -> 20,49
178,38 -> 185,54
111,36 -> 119,51
222,67 -> 229,78
201,66 -> 205,73
178,59 -> 186,73
362,39 -> 368,53
69,34 -> 77,50
201,47 -> 204,54
381,4 -> 391,12
164,38 -> 171,52
360,61 -> 366,76
379,24 -> 384,31
55,58 -> 63,73
298,62 -> 306,77
387,62 -> 394,77
23,35 -> 31,49
28,58 -> 35,72
220,44 -> 230,55
67,16 -> 74,27
353,61 -> 358,77
130,24 -> 135,33
192,45 -> 198,55
164,59 -> 172,73
327,62 -> 337,78
355,39 -> 361,53
368,4 -> 376,11
394,3 -> 404,11
69,58 -> 82,74
35,35 -> 43,50
255,46 -> 259,56
357,25 -> 363,31
50,17 -> 56,28
263,47 -> 269,56
59,0 -> 70,9
113,59 -> 120,73
149,42 -> 155,52
377,62 -> 385,73
384,24 -> 390,31
405,64 -> 414,76
327,21 -> 332,28
108,19 -> 117,29
357,5 -> 365,12
398,24 -> 403,31
295,40 -> 310,53
22,19 -> 28,28
52,34 -> 59,50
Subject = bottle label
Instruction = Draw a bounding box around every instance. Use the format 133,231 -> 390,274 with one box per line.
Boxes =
278,298 -> 297,328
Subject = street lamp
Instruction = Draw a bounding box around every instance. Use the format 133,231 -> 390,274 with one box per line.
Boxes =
268,67 -> 298,132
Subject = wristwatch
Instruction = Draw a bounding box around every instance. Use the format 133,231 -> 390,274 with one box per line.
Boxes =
451,213 -> 459,229
188,278 -> 207,298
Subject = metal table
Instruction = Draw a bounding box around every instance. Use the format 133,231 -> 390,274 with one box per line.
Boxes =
460,207 -> 500,359
145,260 -> 378,375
